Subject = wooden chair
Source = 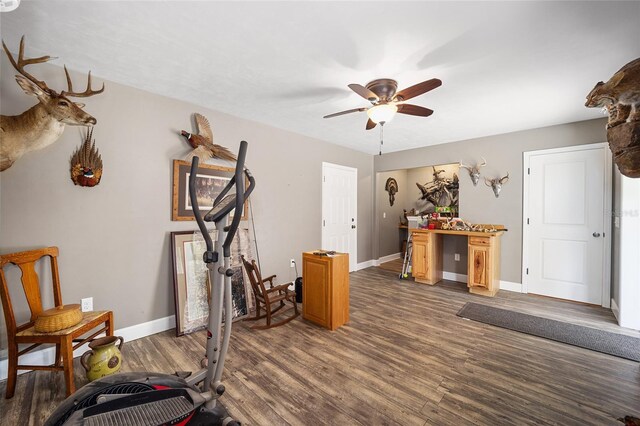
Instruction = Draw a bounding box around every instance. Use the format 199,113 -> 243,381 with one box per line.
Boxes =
241,255 -> 299,330
0,247 -> 113,398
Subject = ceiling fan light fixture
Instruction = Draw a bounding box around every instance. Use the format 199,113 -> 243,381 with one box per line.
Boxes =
367,103 -> 397,124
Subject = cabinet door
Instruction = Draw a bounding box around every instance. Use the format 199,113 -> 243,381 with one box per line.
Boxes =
303,257 -> 329,326
468,244 -> 490,288
411,236 -> 428,278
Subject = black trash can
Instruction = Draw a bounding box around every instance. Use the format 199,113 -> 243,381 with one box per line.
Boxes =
294,277 -> 303,303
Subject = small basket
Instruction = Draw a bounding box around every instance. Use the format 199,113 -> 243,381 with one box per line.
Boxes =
34,304 -> 83,333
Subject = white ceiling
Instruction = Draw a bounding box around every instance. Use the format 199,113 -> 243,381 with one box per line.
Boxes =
1,1 -> 639,155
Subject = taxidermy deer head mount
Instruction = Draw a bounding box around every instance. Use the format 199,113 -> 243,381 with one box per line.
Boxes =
459,157 -> 486,186
485,173 -> 509,198
0,36 -> 104,171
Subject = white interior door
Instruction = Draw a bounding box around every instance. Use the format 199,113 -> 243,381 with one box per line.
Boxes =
524,144 -> 611,305
322,162 -> 357,271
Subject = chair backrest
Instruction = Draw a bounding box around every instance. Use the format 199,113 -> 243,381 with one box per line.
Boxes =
0,247 -> 62,333
240,255 -> 267,302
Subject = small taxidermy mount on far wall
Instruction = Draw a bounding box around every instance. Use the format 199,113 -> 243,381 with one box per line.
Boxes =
70,127 -> 102,187
0,36 -> 104,172
585,57 -> 640,178
485,173 -> 509,198
180,113 -> 236,162
385,177 -> 398,206
459,157 -> 486,186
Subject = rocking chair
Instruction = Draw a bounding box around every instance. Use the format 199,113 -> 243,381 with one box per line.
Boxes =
241,255 -> 299,329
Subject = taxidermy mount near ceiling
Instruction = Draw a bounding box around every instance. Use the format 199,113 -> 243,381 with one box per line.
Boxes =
324,78 -> 442,154
0,36 -> 104,172
180,113 -> 236,162
585,57 -> 640,178
459,157 -> 487,186
70,127 -> 102,187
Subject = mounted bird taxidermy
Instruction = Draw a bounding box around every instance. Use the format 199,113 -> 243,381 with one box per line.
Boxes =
585,57 -> 640,178
384,177 -> 398,206
485,173 -> 509,198
70,127 -> 102,187
0,36 -> 104,172
180,113 -> 237,163
459,157 -> 487,186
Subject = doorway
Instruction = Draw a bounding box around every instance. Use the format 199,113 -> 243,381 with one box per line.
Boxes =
322,162 -> 357,271
522,143 -> 612,306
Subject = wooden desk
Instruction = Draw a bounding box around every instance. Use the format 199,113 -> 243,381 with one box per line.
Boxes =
302,251 -> 349,330
411,229 -> 504,297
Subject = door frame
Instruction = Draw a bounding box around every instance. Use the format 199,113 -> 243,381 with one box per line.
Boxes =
321,162 -> 358,271
521,142 -> 612,307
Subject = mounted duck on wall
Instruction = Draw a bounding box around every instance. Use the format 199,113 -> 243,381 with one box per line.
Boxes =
180,113 -> 236,162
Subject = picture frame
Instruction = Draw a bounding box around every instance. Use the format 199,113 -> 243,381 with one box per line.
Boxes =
172,160 -> 248,221
170,231 -> 249,336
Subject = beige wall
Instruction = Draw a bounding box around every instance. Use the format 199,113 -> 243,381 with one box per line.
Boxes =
374,119 -> 608,283
0,57 -> 374,352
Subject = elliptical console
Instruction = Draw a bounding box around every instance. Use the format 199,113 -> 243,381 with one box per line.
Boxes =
46,141 -> 255,426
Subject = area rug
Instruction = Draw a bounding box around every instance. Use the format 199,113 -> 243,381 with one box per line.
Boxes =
457,302 -> 640,362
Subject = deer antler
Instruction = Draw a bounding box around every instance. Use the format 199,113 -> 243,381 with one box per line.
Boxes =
61,65 -> 105,98
2,36 -> 57,93
479,157 -> 487,167
499,173 -> 509,184
459,161 -> 472,171
484,177 -> 493,186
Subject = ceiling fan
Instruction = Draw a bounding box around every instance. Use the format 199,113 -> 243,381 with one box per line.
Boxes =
323,78 -> 442,129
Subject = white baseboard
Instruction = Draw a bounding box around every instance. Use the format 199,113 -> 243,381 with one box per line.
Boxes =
499,280 -> 523,293
374,252 -> 402,266
355,260 -> 375,271
442,272 -> 468,283
0,315 -> 176,381
611,298 -> 620,323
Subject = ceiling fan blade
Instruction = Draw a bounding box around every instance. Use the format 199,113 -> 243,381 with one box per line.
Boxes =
394,78 -> 442,102
397,104 -> 434,117
323,107 -> 367,119
366,118 -> 377,130
348,84 -> 379,102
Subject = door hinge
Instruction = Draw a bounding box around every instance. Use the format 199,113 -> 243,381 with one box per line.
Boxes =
323,219 -> 325,226
527,218 -> 529,225
323,175 -> 325,182
603,232 -> 606,237
526,268 -> 529,275
528,167 -> 530,175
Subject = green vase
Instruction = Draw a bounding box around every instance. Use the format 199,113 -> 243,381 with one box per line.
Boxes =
81,335 -> 124,381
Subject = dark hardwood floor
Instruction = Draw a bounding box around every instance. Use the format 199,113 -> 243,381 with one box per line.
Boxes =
1,266 -> 639,425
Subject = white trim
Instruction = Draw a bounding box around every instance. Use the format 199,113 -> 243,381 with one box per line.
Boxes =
522,142 -> 611,307
442,271 -> 468,283
611,298 -> 620,323
0,315 -> 176,381
500,280 -> 523,293
355,260 -> 375,271
374,252 -> 401,266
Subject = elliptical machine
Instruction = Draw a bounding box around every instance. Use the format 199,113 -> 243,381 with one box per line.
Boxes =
46,141 -> 255,426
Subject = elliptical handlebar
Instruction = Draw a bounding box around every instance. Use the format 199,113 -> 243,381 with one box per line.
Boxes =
188,141 -> 255,257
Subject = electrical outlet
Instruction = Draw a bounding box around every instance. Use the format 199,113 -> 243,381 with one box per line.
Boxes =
290,259 -> 295,268
81,297 -> 93,312
614,216 -> 620,228
383,212 -> 386,219
454,253 -> 460,261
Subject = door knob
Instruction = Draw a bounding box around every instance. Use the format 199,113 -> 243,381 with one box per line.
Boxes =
592,232 -> 601,238
352,225 -> 356,229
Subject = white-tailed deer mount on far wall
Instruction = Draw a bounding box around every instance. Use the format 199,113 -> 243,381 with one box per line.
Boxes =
0,36 -> 104,172
459,157 -> 486,186
485,173 -> 509,198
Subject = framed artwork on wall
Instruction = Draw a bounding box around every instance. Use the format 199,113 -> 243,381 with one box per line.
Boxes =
170,231 -> 249,336
172,160 -> 248,221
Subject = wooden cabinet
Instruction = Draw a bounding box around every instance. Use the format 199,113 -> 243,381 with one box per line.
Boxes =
302,252 -> 349,330
411,232 -> 442,285
411,229 -> 503,297
467,236 -> 500,297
